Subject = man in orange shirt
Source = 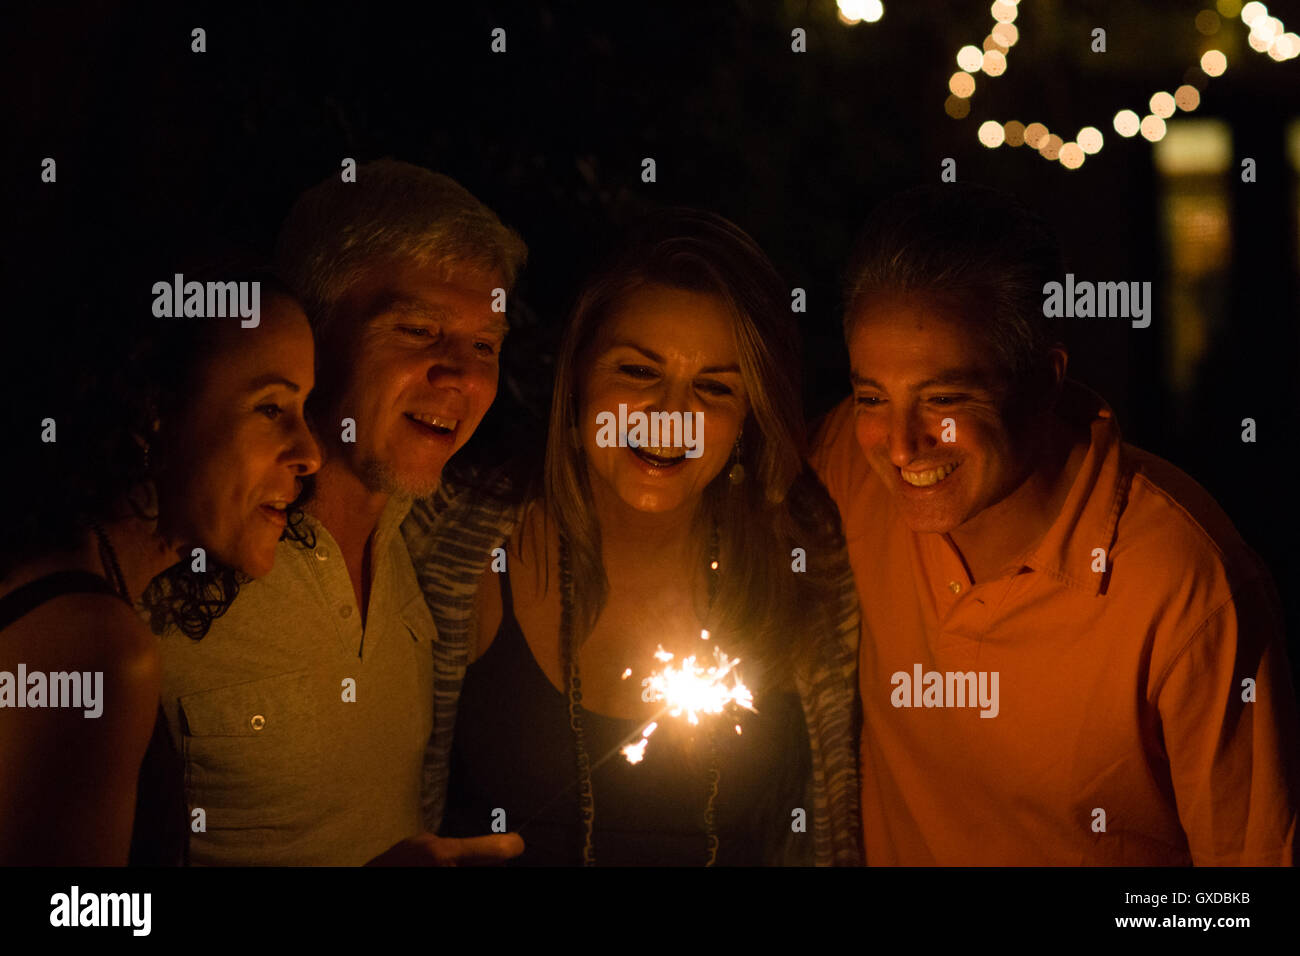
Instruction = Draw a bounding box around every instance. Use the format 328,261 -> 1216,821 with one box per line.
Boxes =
811,184 -> 1299,865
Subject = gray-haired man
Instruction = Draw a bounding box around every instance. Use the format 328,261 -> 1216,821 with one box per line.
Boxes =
158,160 -> 527,865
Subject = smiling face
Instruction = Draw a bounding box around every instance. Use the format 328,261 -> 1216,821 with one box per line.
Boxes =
847,292 -> 1037,535
323,258 -> 506,498
159,294 -> 321,577
577,284 -> 748,515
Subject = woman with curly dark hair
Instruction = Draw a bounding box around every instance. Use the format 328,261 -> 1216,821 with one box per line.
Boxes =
0,268 -> 321,864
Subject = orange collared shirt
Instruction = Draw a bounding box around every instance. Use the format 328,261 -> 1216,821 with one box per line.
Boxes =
811,382 -> 1300,865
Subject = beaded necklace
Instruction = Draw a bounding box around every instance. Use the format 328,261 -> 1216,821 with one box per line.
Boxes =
90,521 -> 130,601
558,528 -> 722,866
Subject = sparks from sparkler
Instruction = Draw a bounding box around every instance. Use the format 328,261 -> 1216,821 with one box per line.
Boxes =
619,633 -> 755,763
515,631 -> 757,836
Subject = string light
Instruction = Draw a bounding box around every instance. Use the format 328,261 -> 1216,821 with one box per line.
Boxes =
1113,110 -> 1141,138
1149,91 -> 1177,119
1174,84 -> 1202,111
837,0 -> 884,25
1140,115 -> 1168,142
978,120 -> 1006,147
981,49 -> 1007,76
1059,142 -> 1086,169
1200,49 -> 1228,75
949,71 -> 976,98
939,1 -> 1296,171
1077,126 -> 1104,154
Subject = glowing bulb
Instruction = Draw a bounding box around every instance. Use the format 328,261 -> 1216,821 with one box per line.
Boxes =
991,0 -> 1017,24
978,120 -> 1006,147
982,50 -> 1007,76
1175,85 -> 1201,111
1215,0 -> 1242,18
1250,14 -> 1281,41
838,0 -> 884,23
957,45 -> 983,72
1038,134 -> 1063,161
944,95 -> 971,119
1004,120 -> 1026,146
1140,115 -> 1168,142
949,71 -> 976,98
1059,143 -> 1086,169
1248,32 -> 1270,52
1113,110 -> 1140,137
1023,122 -> 1049,148
1077,126 -> 1104,154
992,22 -> 1019,47
1200,49 -> 1227,76
1149,91 -> 1176,119
1240,2 -> 1267,27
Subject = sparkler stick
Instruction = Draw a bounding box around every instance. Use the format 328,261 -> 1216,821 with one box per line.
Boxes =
514,633 -> 756,837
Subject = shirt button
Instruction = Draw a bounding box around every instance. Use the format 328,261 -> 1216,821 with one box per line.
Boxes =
250,714 -> 266,731
315,547 -> 328,561
948,581 -> 962,594
340,605 -> 352,619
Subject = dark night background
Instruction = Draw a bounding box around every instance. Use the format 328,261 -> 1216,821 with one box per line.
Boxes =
6,0 -> 1299,671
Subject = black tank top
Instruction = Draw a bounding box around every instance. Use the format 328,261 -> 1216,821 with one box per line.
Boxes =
441,561 -> 811,865
0,570 -> 122,630
0,569 -> 187,865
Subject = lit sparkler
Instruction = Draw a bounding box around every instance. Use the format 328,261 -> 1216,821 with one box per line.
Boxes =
620,635 -> 755,763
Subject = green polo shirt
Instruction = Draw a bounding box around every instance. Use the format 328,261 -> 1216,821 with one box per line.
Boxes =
158,496 -> 436,865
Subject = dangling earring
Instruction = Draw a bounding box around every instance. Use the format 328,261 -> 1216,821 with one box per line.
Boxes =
727,434 -> 745,486
143,411 -> 160,475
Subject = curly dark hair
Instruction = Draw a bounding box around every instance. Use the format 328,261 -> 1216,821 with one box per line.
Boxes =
2,248 -> 315,640
143,505 -> 316,640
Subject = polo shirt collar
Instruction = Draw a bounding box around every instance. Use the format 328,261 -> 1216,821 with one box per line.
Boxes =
1022,379 -> 1130,595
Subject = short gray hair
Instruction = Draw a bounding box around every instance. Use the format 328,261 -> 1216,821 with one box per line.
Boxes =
274,159 -> 527,331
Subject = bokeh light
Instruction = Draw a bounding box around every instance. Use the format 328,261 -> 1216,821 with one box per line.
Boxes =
992,22 -> 1019,47
982,50 -> 1007,76
1150,91 -> 1176,119
978,120 -> 1006,147
957,44 -> 983,72
1059,143 -> 1086,169
1175,85 -> 1202,111
1240,2 -> 1267,27
1200,49 -> 1227,75
837,0 -> 884,24
1140,114 -> 1168,142
1114,110 -> 1141,137
991,0 -> 1018,24
1077,126 -> 1104,154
